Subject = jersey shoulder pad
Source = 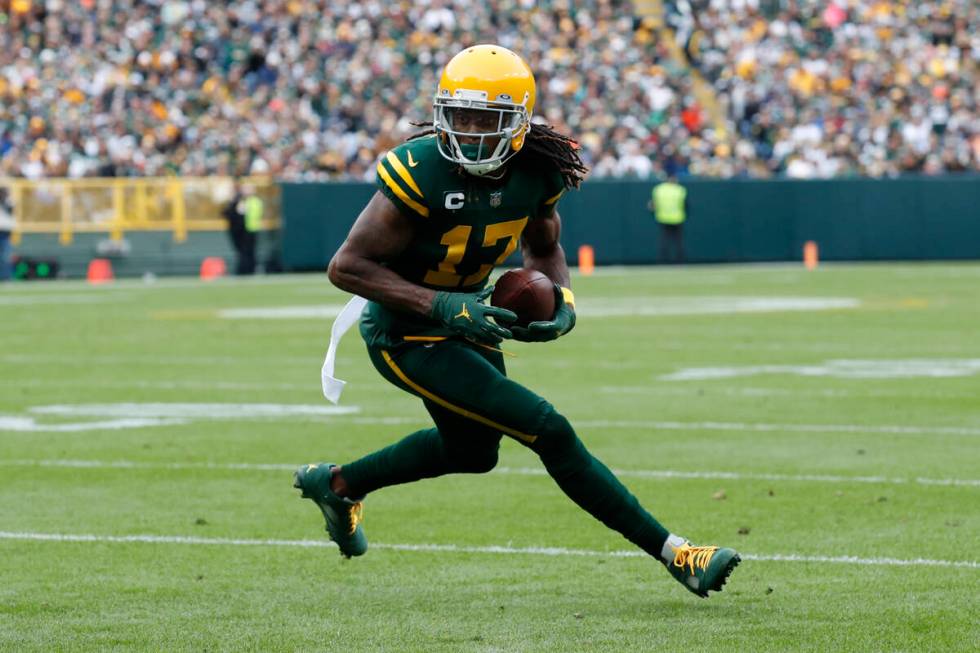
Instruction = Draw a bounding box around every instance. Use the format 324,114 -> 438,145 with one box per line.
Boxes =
518,150 -> 566,214
376,137 -> 439,219
540,166 -> 566,210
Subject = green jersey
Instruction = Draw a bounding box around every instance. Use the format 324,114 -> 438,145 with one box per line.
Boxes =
362,135 -> 567,347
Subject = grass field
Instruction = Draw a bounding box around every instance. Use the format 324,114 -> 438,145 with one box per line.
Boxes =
1,263 -> 978,652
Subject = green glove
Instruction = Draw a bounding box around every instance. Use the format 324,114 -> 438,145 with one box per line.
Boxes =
430,287 -> 516,344
511,285 -> 576,343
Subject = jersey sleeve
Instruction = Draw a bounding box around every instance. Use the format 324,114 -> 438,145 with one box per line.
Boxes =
536,166 -> 566,217
376,145 -> 430,220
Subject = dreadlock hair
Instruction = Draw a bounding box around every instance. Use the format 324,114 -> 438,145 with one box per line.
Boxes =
407,121 -> 589,189
522,123 -> 589,189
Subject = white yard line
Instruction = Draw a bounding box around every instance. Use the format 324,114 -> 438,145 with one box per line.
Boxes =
6,403 -> 979,437
0,531 -> 975,569
598,385 -> 980,400
662,359 -> 980,381
2,459 -> 976,487
29,403 -> 360,419
0,353 -> 316,366
571,419 -> 980,437
494,466 -> 980,488
0,418 -> 188,432
214,297 -> 860,320
0,379 -> 314,391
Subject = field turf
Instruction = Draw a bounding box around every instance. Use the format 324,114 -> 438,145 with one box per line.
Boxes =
1,263 -> 978,652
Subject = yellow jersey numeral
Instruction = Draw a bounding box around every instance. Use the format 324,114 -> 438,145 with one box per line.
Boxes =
423,217 -> 528,288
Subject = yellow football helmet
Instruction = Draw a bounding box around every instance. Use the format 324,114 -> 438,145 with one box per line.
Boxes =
433,44 -> 536,176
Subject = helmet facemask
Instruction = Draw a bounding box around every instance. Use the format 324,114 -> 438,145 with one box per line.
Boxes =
433,91 -> 530,176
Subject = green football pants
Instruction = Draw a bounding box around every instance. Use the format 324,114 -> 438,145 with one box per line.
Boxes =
340,338 -> 670,557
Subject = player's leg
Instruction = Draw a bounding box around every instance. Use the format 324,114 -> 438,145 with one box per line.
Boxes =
337,342 -> 504,497
353,341 -> 666,546
355,338 -> 738,596
294,340 -> 503,557
352,340 -> 662,547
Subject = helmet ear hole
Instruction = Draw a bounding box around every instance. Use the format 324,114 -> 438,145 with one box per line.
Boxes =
511,123 -> 529,152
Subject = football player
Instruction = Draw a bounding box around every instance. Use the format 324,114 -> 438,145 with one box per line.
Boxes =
295,44 -> 740,597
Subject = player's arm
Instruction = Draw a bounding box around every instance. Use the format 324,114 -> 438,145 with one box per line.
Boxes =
328,192 -> 514,343
521,210 -> 570,288
328,191 -> 436,316
516,210 -> 576,341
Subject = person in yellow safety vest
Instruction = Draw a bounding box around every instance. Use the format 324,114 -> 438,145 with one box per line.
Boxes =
239,184 -> 264,275
650,175 -> 688,264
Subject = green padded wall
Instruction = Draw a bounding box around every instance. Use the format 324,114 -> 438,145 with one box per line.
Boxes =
280,182 -> 374,271
180,176 -> 980,271
13,231 -> 241,279
12,177 -> 976,279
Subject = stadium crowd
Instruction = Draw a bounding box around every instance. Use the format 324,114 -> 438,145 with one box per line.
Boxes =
672,0 -> 979,177
0,0 -> 976,181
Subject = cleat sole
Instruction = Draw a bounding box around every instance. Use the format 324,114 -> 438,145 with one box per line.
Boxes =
703,553 -> 741,597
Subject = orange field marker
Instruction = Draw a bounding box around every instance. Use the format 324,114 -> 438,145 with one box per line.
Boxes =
578,245 -> 595,276
803,240 -> 819,270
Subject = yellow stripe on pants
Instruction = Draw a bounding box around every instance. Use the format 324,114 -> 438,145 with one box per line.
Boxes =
380,349 -> 537,443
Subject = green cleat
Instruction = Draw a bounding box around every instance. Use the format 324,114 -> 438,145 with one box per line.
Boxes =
663,536 -> 740,598
293,463 -> 367,558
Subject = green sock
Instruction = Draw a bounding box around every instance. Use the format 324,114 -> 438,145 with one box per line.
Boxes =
533,413 -> 671,558
340,428 -> 451,497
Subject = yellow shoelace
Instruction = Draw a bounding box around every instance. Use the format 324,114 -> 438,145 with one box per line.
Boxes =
347,502 -> 363,535
671,544 -> 718,573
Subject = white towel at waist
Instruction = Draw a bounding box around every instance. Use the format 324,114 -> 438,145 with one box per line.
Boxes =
321,295 -> 368,403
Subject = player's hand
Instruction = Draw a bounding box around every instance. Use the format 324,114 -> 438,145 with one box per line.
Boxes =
430,287 -> 516,344
510,285 -> 576,342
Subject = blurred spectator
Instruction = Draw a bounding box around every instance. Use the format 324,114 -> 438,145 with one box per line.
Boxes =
0,1 -> 703,181
221,179 -> 248,274
0,187 -> 14,281
221,178 -> 262,274
0,1 -> 975,181
670,0 -> 979,177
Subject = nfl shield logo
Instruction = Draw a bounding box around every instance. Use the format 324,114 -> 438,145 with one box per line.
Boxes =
489,191 -> 502,208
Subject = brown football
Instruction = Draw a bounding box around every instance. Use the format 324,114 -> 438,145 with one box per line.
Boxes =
491,268 -> 556,327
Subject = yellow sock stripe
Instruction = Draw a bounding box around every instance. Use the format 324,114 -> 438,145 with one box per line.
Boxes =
544,189 -> 564,205
385,152 -> 424,198
381,349 -> 536,443
377,162 -> 429,218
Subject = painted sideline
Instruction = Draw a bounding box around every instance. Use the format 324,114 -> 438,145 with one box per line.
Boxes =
2,459 -> 977,487
0,531 -> 975,569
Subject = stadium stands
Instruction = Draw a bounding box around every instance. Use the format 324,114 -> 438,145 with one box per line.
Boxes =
668,0 -> 979,177
0,0 -> 976,181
